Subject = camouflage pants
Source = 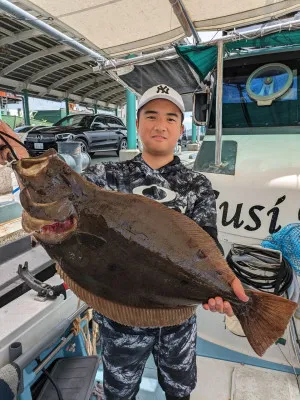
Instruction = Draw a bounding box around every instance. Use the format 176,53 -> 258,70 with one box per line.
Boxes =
93,313 -> 197,400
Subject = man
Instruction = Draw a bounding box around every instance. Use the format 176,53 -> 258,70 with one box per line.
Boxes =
0,85 -> 248,400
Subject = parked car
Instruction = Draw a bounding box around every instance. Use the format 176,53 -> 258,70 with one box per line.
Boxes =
14,125 -> 48,133
14,125 -> 34,133
24,114 -> 127,156
14,125 -> 49,142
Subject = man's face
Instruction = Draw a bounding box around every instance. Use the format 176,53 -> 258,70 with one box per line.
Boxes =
136,99 -> 184,156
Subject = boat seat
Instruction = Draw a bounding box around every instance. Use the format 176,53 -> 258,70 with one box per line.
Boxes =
37,356 -> 99,400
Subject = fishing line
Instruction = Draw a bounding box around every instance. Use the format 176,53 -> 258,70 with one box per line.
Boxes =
0,130 -> 28,161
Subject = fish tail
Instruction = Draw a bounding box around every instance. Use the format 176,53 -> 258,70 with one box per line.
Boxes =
234,290 -> 297,357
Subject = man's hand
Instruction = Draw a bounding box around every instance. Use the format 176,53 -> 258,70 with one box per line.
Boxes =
0,120 -> 29,165
202,277 -> 249,317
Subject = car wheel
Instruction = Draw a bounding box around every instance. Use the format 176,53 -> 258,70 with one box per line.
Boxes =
76,139 -> 94,156
117,138 -> 127,155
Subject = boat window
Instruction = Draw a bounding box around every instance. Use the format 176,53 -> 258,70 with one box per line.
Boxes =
193,140 -> 237,175
209,54 -> 300,131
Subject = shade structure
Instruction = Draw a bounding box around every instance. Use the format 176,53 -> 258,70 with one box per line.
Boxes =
19,0 -> 300,56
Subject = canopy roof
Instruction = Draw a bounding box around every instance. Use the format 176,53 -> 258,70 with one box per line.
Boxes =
19,0 -> 300,56
1,1 -> 300,108
0,13 -> 125,108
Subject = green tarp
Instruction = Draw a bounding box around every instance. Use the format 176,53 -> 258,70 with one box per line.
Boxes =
176,30 -> 300,80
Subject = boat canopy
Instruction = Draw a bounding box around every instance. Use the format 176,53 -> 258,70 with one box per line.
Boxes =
1,1 -> 300,107
19,0 -> 300,56
176,30 -> 300,80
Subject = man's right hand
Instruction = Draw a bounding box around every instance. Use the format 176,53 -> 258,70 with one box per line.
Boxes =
0,120 -> 29,165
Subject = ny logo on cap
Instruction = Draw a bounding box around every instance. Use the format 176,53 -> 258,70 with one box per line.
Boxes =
156,85 -> 169,94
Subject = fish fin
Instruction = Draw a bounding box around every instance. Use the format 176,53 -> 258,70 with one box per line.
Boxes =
234,290 -> 297,356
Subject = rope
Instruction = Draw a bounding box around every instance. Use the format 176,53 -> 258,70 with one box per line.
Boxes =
56,265 -> 99,356
71,308 -> 99,356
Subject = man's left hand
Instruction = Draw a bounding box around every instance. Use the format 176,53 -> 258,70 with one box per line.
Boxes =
202,277 -> 249,317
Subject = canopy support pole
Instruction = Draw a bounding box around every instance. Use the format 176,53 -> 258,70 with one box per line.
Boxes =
192,122 -> 197,143
65,98 -> 70,116
215,40 -> 223,166
126,89 -> 136,150
22,89 -> 30,126
170,0 -> 200,44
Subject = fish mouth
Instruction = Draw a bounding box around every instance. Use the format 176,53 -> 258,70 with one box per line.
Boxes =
22,212 -> 78,244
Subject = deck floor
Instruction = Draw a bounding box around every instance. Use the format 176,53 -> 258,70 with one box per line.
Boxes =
93,355 -> 300,400
94,355 -> 236,399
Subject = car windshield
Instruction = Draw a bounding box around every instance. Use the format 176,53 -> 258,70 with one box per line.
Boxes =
16,126 -> 32,133
54,115 -> 94,128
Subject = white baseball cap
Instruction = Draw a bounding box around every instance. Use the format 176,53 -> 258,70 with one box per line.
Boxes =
137,84 -> 185,114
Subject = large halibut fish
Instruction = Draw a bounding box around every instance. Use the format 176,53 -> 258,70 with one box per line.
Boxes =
12,149 -> 297,356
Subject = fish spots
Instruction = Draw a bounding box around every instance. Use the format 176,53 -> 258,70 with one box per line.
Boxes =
63,165 -> 72,175
120,220 -> 132,233
197,250 -> 207,260
75,233 -> 107,250
187,237 -> 199,249
107,263 -> 118,272
46,168 -> 54,176
36,188 -> 47,196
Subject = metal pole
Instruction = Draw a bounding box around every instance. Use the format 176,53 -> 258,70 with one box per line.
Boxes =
0,0 -> 105,63
34,332 -> 74,374
103,48 -> 176,71
126,89 -> 136,150
65,98 -> 70,115
192,122 -> 197,143
215,41 -> 223,166
196,125 -> 201,142
177,0 -> 200,44
22,89 -> 30,126
93,104 -> 98,114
